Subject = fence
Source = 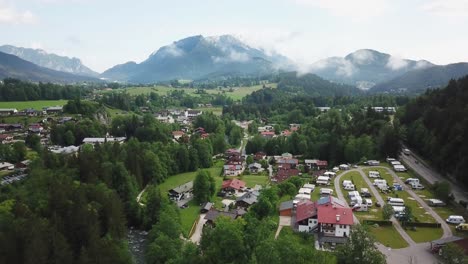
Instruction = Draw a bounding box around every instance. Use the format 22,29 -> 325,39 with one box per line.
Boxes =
363,220 -> 393,226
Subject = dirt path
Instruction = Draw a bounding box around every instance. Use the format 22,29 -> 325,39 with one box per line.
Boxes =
136,185 -> 148,206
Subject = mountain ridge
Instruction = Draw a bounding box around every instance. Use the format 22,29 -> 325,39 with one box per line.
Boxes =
0,45 -> 98,77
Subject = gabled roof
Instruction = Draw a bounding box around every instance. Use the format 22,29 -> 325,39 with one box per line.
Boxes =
296,200 -> 317,222
222,179 -> 246,190
317,196 -> 347,208
236,191 -> 259,205
317,206 -> 353,225
170,181 -> 193,194
204,210 -> 237,222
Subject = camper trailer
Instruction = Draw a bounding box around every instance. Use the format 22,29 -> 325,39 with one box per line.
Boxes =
368,171 -> 380,178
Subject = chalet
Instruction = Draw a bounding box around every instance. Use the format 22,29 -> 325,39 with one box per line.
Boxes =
236,190 -> 259,208
45,106 -> 63,114
222,179 -> 246,192
0,134 -> 13,144
248,163 -> 263,174
254,152 -> 267,161
260,131 -> 275,139
279,200 -> 294,216
0,108 -> 17,116
0,124 -> 23,132
172,131 -> 185,140
277,158 -> 299,168
224,164 -> 244,176
82,137 -> 126,145
204,210 -> 237,226
185,109 -> 202,118
272,167 -> 300,183
156,115 -> 175,124
28,124 -> 44,133
225,148 -> 241,159
305,159 -> 328,170
317,206 -> 353,238
168,181 -> 193,202
295,196 -> 353,242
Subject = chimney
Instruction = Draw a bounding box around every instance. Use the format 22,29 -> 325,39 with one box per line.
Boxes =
336,215 -> 340,222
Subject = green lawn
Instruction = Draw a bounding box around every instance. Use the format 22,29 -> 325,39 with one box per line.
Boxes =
239,174 -> 269,188
0,100 -> 67,110
158,166 -> 223,194
193,106 -> 223,116
368,225 -> 409,249
180,200 -> 203,237
405,227 -> 443,243
0,170 -> 13,179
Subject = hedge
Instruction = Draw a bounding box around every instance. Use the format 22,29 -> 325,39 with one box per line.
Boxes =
363,220 -> 393,226
403,222 -> 441,228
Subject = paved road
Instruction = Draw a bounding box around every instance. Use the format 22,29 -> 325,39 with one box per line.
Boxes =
189,214 -> 206,244
375,166 -> 453,239
400,146 -> 468,204
333,171 -> 360,225
356,168 -> 416,246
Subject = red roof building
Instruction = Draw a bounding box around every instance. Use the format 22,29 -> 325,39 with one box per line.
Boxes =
222,179 -> 246,191
260,131 -> 275,138
296,200 -> 317,223
272,168 -> 300,183
317,206 -> 353,226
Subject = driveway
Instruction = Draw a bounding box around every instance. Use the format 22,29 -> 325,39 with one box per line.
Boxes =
275,216 -> 292,239
189,213 -> 206,244
400,146 -> 468,204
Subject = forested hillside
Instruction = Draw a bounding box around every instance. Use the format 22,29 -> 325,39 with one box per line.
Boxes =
399,75 -> 468,185
275,72 -> 361,97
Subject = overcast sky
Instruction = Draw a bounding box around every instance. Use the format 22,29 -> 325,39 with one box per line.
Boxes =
1,0 -> 467,72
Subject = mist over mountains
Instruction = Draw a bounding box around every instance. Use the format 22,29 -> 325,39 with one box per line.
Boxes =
1,35 -> 468,94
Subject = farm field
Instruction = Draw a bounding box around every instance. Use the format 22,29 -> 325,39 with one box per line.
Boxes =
104,83 -> 277,101
0,100 -> 68,110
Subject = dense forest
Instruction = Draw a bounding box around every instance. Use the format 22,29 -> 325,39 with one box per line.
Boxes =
223,89 -> 403,165
399,76 -> 468,185
0,78 -> 93,101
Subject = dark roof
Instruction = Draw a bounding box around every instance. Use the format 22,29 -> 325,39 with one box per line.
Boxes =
279,200 -> 294,211
201,202 -> 213,211
170,181 -> 193,194
236,191 -> 259,205
204,210 -> 237,222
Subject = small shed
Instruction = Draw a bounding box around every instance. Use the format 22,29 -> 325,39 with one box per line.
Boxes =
200,202 -> 213,213
279,200 -> 294,216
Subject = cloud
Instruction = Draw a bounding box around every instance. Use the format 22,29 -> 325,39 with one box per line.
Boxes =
350,49 -> 375,64
159,43 -> 184,57
213,49 -> 249,63
414,60 -> 432,69
291,0 -> 389,18
386,56 -> 409,70
422,0 -> 468,17
0,1 -> 37,24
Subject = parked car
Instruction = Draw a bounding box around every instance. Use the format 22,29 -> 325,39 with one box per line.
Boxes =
411,183 -> 425,190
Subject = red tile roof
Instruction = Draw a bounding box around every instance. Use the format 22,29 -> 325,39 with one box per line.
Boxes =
273,168 -> 300,183
317,206 -> 353,225
172,131 -> 184,136
222,179 -> 246,190
296,200 -> 317,222
317,160 -> 328,167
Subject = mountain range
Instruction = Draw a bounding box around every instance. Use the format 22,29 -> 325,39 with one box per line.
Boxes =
0,45 -> 98,77
0,51 -> 100,83
101,35 -> 293,83
1,35 -> 468,95
309,49 -> 435,90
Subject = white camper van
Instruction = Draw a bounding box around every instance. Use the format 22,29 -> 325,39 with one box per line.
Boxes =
320,188 -> 334,195
447,215 -> 465,224
368,171 -> 380,178
373,179 -> 387,186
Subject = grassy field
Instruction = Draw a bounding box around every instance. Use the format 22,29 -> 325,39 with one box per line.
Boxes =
194,106 -> 223,116
239,174 -> 269,188
105,83 -> 277,101
405,227 -> 443,243
368,225 -> 409,249
339,170 -> 382,221
0,100 -> 67,110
